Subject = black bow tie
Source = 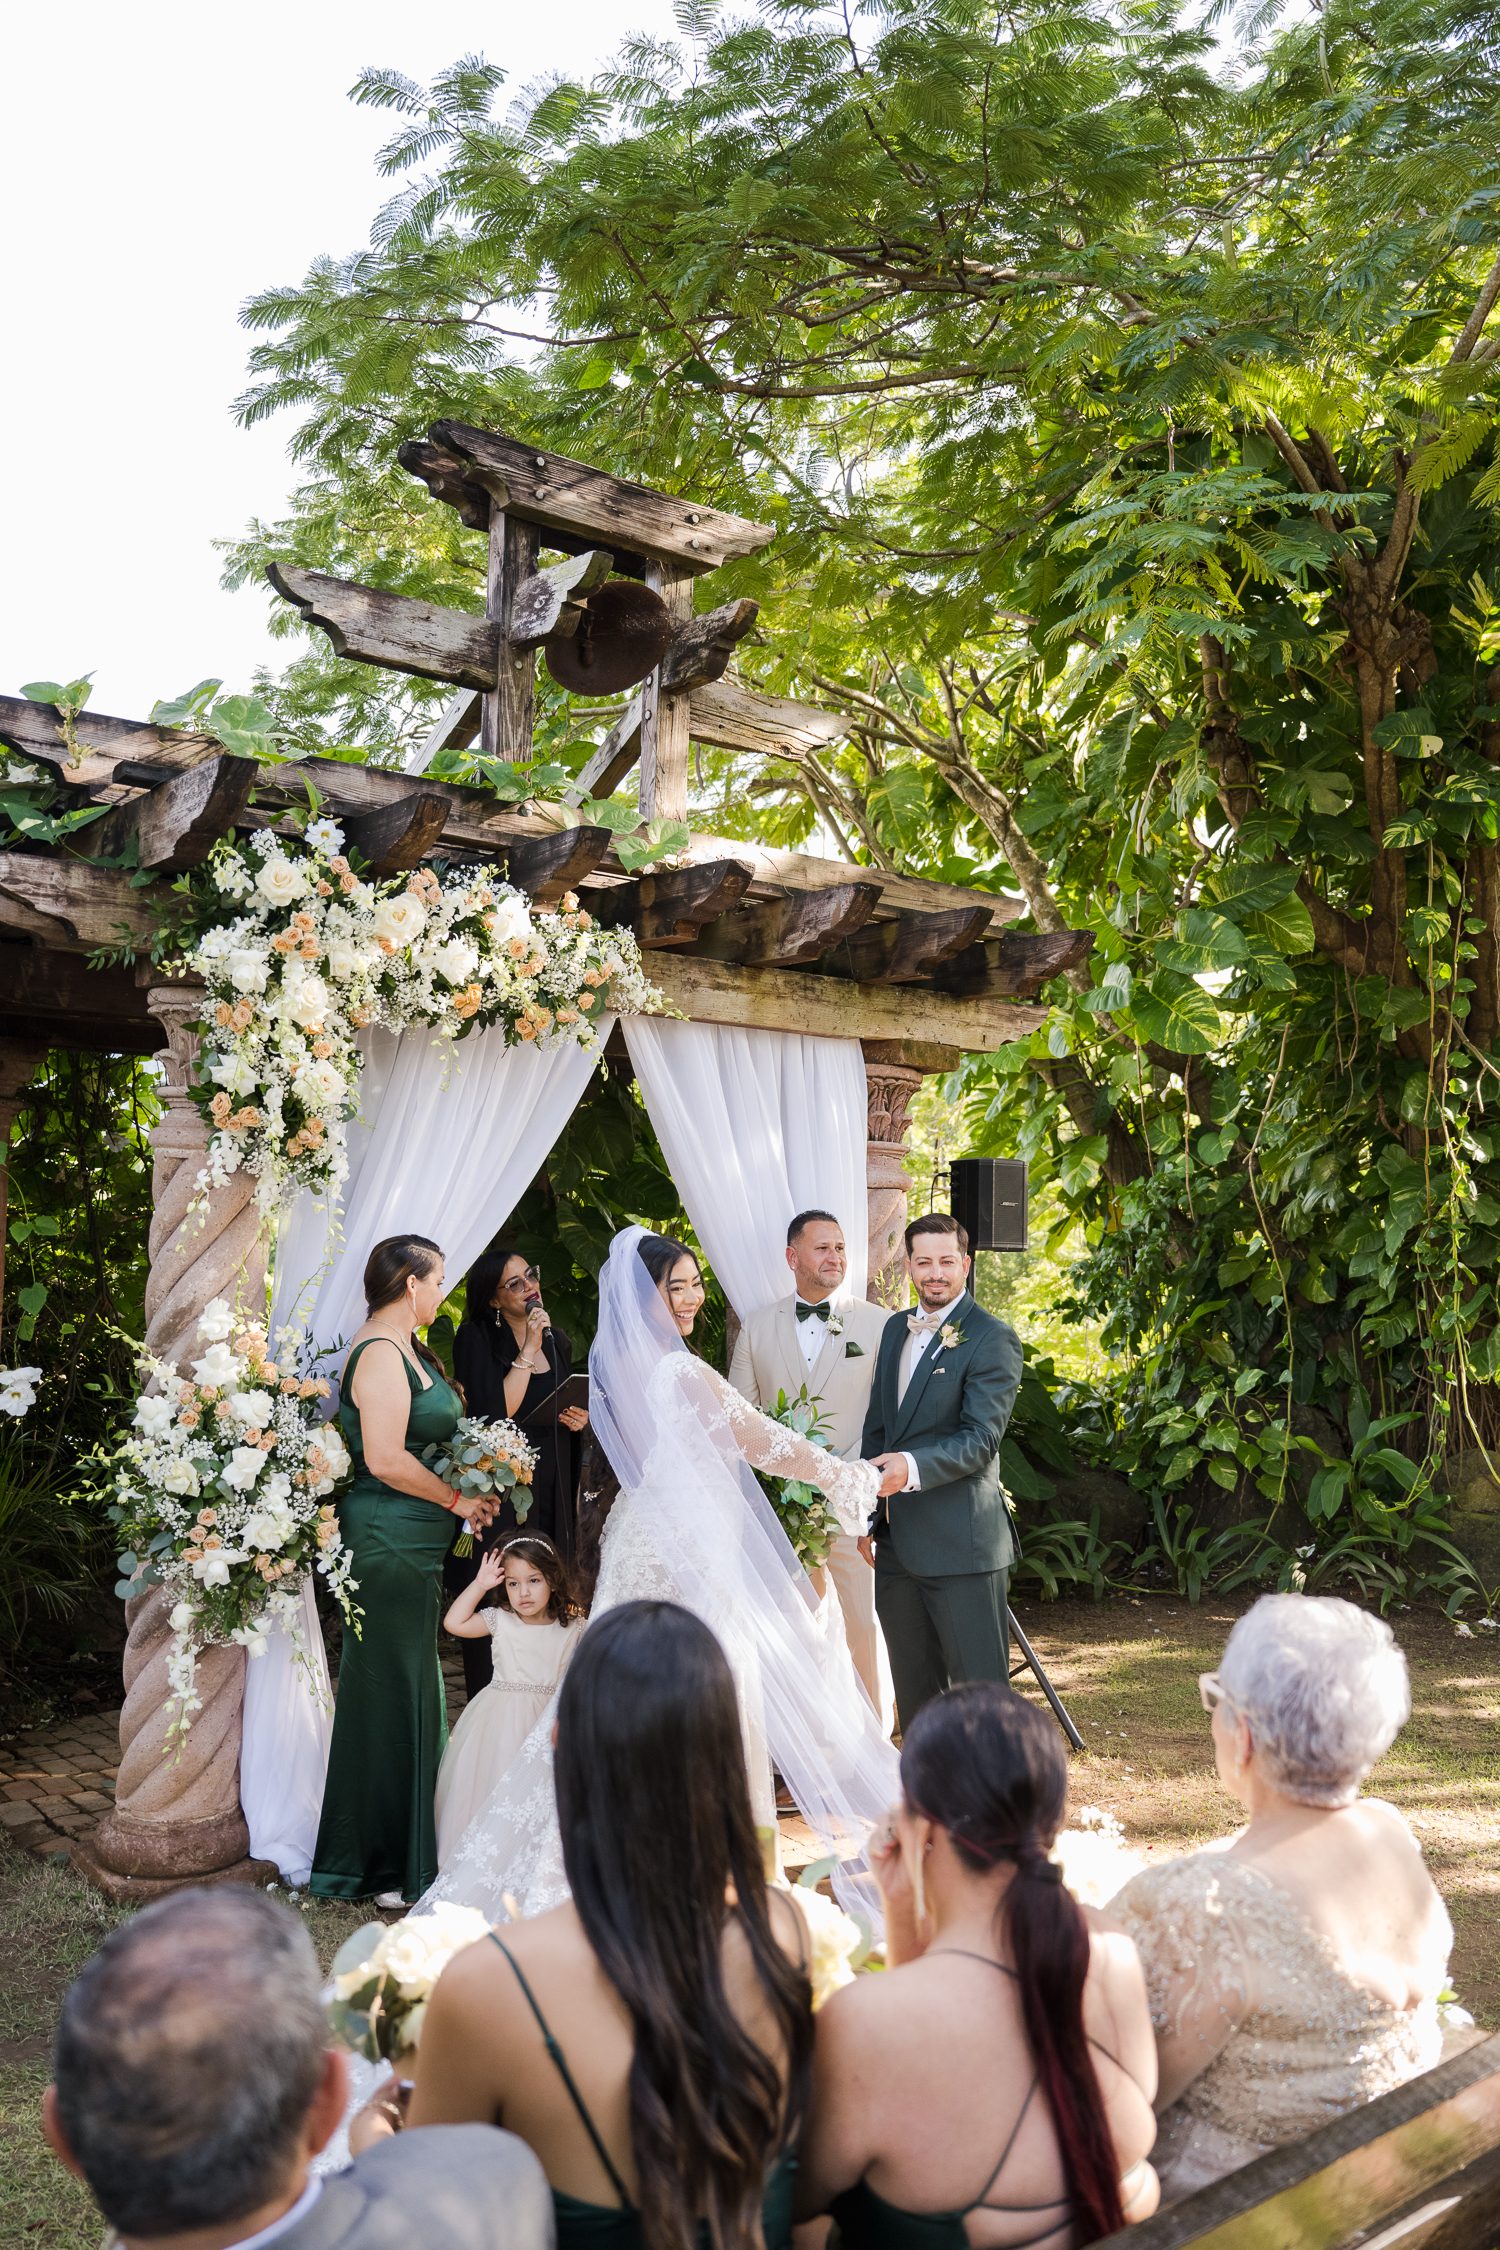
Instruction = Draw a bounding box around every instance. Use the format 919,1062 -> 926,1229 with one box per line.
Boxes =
796,1300 -> 831,1323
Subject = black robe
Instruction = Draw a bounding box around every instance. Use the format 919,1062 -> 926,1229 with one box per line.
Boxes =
443,1314 -> 583,1698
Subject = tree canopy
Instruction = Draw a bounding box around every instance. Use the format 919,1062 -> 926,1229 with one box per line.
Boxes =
226,0 -> 1500,1600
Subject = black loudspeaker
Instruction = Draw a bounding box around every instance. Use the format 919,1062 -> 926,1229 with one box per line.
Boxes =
949,1158 -> 1029,1253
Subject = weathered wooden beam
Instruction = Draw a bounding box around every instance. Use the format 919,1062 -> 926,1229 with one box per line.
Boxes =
482,513 -> 540,764
0,696 -> 218,788
819,904 -> 995,983
597,859 -> 756,947
404,688 -> 482,772
509,549 -> 614,648
85,755 -> 256,874
573,700 -> 644,800
428,423 -> 776,575
0,945 -> 162,1043
266,564 -> 499,691
342,793 -> 453,876
396,439 -> 494,531
503,827 -> 614,905
0,854 -> 159,952
934,928 -> 1095,999
647,951 -> 1049,1052
638,565 -> 695,823
659,599 -> 760,695
687,677 -> 851,759
692,881 -> 882,968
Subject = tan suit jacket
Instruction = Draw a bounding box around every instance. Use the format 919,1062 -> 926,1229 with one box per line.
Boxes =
728,1293 -> 888,1459
728,1293 -> 887,1705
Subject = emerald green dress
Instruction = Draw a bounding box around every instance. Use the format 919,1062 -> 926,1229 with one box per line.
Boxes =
310,1341 -> 461,1902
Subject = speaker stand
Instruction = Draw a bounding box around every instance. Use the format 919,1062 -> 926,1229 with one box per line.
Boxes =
1007,1608 -> 1084,1752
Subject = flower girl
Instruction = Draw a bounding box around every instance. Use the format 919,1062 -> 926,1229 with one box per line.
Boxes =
434,1533 -> 585,1867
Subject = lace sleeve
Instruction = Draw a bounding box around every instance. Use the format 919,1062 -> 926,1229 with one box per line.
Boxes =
1110,1854 -> 1254,2110
699,1364 -> 878,1536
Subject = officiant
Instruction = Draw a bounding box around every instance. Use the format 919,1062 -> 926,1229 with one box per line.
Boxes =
448,1244 -> 588,1696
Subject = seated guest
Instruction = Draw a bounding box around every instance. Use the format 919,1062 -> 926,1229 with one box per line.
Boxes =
797,1682 -> 1159,2248
386,1600 -> 814,2250
43,1886 -> 554,2250
1106,1593 -> 1451,2205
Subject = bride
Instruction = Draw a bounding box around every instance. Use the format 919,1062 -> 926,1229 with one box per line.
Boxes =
422,1225 -> 899,1923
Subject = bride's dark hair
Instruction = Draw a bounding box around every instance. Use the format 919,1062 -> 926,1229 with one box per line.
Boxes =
635,1232 -> 697,1289
901,1684 -> 1126,2244
554,1601 -> 812,2250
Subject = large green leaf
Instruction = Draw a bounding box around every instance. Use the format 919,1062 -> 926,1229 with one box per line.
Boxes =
1130,973 -> 1224,1055
1155,909 -> 1249,973
1244,895 -> 1315,955
1206,863 -> 1301,920
1372,707 -> 1443,758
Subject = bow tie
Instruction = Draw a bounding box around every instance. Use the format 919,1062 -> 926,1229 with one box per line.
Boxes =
907,1310 -> 946,1335
796,1300 -> 831,1323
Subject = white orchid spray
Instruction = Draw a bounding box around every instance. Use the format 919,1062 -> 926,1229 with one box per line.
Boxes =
108,1299 -> 361,1756
180,826 -> 665,1218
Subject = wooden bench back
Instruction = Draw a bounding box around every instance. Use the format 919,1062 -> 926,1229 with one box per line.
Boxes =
1093,2033 -> 1500,2250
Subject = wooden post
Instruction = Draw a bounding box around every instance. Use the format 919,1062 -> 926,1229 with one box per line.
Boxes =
0,1040 -> 47,1341
639,564 -> 695,820
481,503 -> 541,765
74,984 -> 275,1904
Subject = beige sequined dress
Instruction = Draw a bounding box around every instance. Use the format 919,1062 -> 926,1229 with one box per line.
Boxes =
1111,1851 -> 1447,2203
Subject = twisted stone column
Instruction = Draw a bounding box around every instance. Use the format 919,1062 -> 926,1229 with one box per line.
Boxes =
862,1042 -> 922,1308
76,984 -> 275,1903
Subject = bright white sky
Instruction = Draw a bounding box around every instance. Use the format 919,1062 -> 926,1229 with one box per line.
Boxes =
0,0 -> 679,725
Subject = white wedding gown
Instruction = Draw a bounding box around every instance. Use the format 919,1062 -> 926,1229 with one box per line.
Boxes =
418,1227 -> 898,1927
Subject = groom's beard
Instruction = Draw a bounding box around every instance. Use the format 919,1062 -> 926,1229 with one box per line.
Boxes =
916,1281 -> 963,1309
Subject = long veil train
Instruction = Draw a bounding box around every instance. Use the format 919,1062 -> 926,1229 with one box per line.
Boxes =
418,1226 -> 899,1925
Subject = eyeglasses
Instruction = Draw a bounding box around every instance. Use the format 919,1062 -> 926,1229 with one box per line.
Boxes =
1198,1671 -> 1235,1714
500,1267 -> 540,1292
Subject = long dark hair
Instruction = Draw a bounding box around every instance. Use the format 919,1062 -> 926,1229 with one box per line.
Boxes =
554,1603 -> 812,2250
635,1232 -> 697,1291
901,1685 -> 1125,2244
462,1242 -> 570,1360
491,1531 -> 582,1622
364,1234 -> 449,1385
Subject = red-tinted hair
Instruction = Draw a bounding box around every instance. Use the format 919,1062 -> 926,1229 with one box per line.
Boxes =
901,1684 -> 1125,2244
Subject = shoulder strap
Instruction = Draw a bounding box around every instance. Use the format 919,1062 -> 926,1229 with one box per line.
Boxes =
488,1934 -> 633,2209
344,1336 -> 419,1391
963,2073 -> 1041,2215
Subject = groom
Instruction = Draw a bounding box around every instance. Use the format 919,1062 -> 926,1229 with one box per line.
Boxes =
861,1211 -> 1023,1731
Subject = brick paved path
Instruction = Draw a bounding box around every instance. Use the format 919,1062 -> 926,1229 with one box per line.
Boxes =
0,1707 -> 121,1860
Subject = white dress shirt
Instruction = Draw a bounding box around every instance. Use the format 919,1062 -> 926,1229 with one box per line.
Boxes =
227,2178 -> 323,2250
793,1296 -> 835,1369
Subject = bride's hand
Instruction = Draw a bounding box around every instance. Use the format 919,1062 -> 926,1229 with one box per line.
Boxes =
348,2073 -> 412,2153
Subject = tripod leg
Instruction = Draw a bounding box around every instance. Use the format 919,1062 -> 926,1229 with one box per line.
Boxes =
1007,1608 -> 1085,1752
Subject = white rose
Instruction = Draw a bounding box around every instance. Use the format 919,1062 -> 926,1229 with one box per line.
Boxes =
227,948 -> 271,995
287,973 -> 330,1029
326,940 -> 371,982
298,1059 -> 346,1111
261,1471 -> 293,1507
197,1301 -> 236,1343
133,1394 -> 175,1438
242,1501 -> 295,1551
192,1546 -> 246,1587
372,1905 -> 489,1998
223,1447 -> 267,1493
228,1389 -> 274,1425
429,939 -> 479,986
255,859 -> 307,907
372,894 -> 427,947
317,1427 -> 351,1477
192,1342 -> 242,1388
159,1458 -> 200,1497
209,1053 -> 258,1095
169,1601 -> 197,1633
489,895 -> 533,947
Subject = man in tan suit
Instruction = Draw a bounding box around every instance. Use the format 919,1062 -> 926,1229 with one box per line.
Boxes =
728,1209 -> 887,1703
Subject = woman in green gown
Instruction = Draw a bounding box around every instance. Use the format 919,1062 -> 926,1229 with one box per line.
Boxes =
310,1234 -> 499,1906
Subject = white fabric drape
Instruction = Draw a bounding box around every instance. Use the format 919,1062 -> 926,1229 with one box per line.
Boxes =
622,1020 -> 869,1314
245,1018 -> 612,1881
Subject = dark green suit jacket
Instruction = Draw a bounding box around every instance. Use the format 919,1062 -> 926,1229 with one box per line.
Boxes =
860,1291 -> 1023,1579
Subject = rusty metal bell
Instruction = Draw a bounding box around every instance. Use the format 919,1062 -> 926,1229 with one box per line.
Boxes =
544,579 -> 673,695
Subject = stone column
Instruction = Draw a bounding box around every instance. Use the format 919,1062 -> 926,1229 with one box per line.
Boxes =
75,984 -> 276,1904
862,1040 -> 923,1308
0,1039 -> 47,1332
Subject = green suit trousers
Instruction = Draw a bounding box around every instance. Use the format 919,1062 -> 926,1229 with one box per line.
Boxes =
874,1540 -> 1010,1732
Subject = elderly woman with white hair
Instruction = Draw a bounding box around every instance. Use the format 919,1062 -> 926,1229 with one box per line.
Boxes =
1105,1593 -> 1451,2205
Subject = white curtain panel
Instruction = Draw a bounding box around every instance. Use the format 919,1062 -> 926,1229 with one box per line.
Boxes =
246,1017 -> 612,1880
622,1019 -> 869,1316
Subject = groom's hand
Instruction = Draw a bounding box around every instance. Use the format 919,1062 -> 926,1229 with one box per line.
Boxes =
870,1451 -> 908,1499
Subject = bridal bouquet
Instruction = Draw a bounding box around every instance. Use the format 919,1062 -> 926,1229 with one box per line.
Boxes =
419,1415 -> 538,1555
107,1298 -> 360,1756
759,1386 -> 843,1573
326,1904 -> 492,2062
177,822 -> 665,1219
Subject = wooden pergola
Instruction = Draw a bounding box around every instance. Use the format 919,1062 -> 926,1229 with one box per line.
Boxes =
0,427 -> 1089,1900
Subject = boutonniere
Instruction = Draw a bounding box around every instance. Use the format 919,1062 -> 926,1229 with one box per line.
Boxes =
939,1321 -> 965,1351
844,1341 -> 865,1358
826,1311 -> 844,1338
